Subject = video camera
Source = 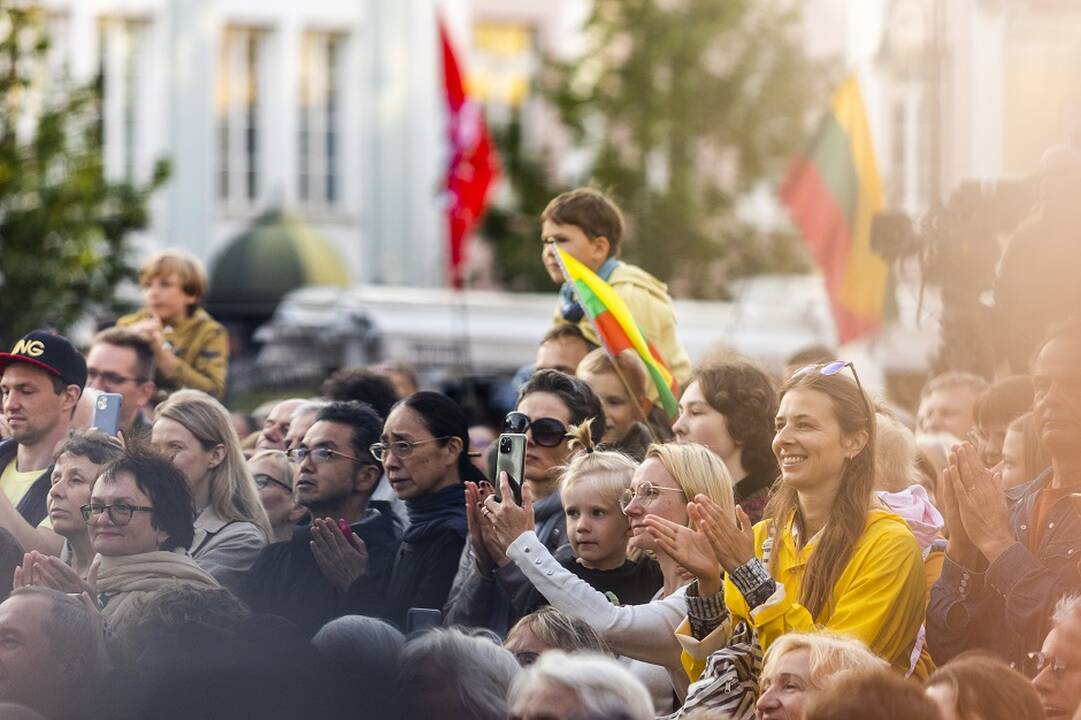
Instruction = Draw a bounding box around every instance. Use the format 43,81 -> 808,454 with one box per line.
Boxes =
870,179 -> 1036,376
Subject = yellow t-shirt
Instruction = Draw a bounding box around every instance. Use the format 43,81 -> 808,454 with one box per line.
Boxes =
0,460 -> 52,529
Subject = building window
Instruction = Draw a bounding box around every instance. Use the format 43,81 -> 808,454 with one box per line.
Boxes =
217,27 -> 264,205
298,32 -> 343,208
98,17 -> 147,182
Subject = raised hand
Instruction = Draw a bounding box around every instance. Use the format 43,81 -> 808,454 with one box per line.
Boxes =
939,461 -> 985,570
691,496 -> 756,574
13,551 -> 98,595
481,472 -> 535,555
644,514 -> 722,595
950,443 -> 1014,564
465,481 -> 496,572
311,518 -> 369,592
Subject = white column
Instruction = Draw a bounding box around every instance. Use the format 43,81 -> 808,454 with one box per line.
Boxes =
165,0 -> 217,259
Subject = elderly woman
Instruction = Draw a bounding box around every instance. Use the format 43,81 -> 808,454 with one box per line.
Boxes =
18,450 -> 220,633
248,449 -> 306,542
153,389 -> 270,589
88,451 -> 219,630
13,430 -> 124,595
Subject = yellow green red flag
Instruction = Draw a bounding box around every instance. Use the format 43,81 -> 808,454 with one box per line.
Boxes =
780,73 -> 888,343
555,248 -> 680,418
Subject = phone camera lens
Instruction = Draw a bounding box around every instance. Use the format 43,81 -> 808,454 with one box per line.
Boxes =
500,437 -> 511,453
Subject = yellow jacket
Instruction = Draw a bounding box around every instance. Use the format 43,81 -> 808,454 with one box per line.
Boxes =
553,261 -> 692,395
117,307 -> 229,399
679,508 -> 926,679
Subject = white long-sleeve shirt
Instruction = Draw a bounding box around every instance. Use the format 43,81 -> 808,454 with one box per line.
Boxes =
508,530 -> 690,700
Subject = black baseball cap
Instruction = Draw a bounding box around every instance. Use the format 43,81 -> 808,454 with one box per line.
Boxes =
0,330 -> 87,391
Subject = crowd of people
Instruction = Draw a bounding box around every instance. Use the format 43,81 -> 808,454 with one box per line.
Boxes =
0,186 -> 1079,719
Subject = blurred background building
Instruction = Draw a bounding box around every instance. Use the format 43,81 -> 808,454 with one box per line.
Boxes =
28,0 -> 1081,402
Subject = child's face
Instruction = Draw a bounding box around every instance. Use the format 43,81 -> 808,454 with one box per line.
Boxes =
541,219 -> 611,282
579,370 -> 638,445
562,481 -> 629,571
142,272 -> 196,323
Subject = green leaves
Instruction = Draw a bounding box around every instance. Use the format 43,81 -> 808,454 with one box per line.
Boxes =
488,0 -> 824,296
0,2 -> 168,343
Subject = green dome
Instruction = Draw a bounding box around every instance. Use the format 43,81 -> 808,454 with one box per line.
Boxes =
207,210 -> 350,320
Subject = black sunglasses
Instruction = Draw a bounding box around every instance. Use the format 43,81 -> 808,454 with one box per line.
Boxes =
503,411 -> 569,448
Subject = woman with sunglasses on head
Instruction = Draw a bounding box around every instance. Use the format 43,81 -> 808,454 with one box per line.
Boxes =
373,391 -> 484,628
483,441 -> 735,708
656,362 -> 926,684
444,369 -> 604,634
672,361 -> 779,524
153,389 -> 270,592
248,449 -> 307,542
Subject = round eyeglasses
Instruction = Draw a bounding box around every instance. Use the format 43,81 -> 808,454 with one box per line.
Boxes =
369,436 -> 453,462
503,411 -> 569,448
80,502 -> 154,526
618,481 -> 686,513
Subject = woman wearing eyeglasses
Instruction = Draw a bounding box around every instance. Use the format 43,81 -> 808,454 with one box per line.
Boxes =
657,364 -> 926,685
153,389 -> 270,592
248,449 -> 307,542
672,361 -> 779,524
372,391 -> 484,628
444,369 -> 605,635
83,450 -> 218,633
483,441 -> 735,706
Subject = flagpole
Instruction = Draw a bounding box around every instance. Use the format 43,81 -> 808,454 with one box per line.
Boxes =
552,246 -> 660,444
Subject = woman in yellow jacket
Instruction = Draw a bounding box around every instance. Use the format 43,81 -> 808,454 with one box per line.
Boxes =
646,362 -> 927,693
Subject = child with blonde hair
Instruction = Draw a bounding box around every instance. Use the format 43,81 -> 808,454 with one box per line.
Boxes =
117,249 -> 229,398
576,349 -> 656,461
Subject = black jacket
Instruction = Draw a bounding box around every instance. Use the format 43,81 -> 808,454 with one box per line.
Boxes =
0,438 -> 51,527
239,501 -> 402,637
383,527 -> 466,630
519,545 -> 664,614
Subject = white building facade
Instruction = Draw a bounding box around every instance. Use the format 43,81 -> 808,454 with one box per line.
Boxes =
40,0 -> 469,287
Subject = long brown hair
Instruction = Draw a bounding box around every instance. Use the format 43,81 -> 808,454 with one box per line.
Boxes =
764,369 -> 876,620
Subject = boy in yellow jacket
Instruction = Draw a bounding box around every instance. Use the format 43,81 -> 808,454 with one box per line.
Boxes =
116,250 -> 229,399
540,188 -> 691,393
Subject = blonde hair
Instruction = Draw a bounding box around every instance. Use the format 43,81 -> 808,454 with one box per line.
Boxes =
559,421 -> 637,508
139,249 -> 208,305
506,606 -> 610,656
645,442 -> 735,523
247,449 -> 293,490
762,632 -> 887,690
873,412 -> 919,494
576,348 -> 648,399
156,389 -> 271,538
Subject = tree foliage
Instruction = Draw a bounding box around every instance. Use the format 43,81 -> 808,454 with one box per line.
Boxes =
487,0 -> 829,297
0,4 -> 168,344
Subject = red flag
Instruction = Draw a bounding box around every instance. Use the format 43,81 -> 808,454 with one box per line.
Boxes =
439,18 -> 499,288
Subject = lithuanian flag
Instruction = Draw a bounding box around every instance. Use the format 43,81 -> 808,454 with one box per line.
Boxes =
780,73 -> 887,343
555,248 -> 680,418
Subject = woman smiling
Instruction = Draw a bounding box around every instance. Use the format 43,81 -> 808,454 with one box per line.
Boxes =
659,363 -> 926,682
